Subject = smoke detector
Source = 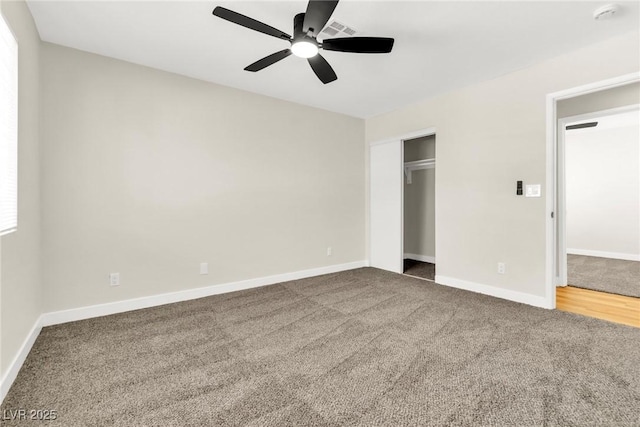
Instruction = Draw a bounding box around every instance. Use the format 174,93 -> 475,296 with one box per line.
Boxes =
593,4 -> 620,20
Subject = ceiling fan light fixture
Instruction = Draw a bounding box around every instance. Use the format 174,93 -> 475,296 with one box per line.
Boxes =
212,2 -> 394,84
291,41 -> 318,58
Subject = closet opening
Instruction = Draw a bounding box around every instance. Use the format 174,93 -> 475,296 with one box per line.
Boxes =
403,135 -> 436,281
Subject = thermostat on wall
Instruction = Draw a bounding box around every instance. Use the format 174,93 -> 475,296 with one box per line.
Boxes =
525,184 -> 541,198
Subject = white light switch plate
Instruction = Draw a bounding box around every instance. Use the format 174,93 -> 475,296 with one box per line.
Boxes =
525,184 -> 541,198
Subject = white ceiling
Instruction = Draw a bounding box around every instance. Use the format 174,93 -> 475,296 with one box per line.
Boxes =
26,1 -> 640,118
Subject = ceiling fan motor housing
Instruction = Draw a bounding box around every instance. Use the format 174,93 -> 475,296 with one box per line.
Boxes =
293,13 -> 316,44
290,12 -> 320,58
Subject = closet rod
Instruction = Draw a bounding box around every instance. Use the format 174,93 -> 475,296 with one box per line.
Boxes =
404,158 -> 435,184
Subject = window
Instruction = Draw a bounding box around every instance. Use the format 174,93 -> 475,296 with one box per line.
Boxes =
0,13 -> 17,236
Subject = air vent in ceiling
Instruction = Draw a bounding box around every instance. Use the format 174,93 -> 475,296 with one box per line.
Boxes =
322,27 -> 339,36
320,21 -> 357,39
342,27 -> 356,36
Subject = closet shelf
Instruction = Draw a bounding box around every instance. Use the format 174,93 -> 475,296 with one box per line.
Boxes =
404,158 -> 435,184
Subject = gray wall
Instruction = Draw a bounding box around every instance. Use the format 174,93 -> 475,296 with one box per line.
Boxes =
366,31 -> 639,299
0,0 -> 42,378
404,136 -> 435,259
40,43 -> 366,312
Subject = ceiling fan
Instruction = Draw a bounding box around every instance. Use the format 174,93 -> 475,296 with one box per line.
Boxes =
212,0 -> 394,84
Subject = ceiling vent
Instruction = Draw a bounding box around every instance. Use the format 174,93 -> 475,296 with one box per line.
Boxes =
320,21 -> 357,39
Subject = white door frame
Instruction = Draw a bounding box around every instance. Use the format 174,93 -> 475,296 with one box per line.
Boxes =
369,127 -> 436,274
545,72 -> 640,308
556,104 -> 640,287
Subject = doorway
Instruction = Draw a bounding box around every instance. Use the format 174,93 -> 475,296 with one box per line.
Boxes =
559,106 -> 639,298
546,72 -> 640,323
402,135 -> 436,281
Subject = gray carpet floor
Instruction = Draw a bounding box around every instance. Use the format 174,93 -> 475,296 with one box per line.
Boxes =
568,254 -> 640,298
3,268 -> 640,426
403,259 -> 435,281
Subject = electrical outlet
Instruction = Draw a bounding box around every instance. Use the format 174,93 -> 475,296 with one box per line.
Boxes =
200,262 -> 209,275
109,273 -> 120,286
497,263 -> 506,274
327,247 -> 332,256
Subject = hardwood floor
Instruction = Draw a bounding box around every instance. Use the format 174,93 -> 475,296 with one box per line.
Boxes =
556,286 -> 640,328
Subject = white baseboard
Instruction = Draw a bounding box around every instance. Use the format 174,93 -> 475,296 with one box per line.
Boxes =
567,248 -> 640,262
404,253 -> 436,264
41,260 -> 368,327
1,316 -> 43,404
434,275 -> 552,309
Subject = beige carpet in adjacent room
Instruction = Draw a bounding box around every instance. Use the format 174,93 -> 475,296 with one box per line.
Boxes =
567,254 -> 640,298
2,268 -> 639,426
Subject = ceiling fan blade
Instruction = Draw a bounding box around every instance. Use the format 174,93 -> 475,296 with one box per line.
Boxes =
244,49 -> 292,72
213,7 -> 291,40
322,37 -> 395,53
308,54 -> 337,84
303,0 -> 339,35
